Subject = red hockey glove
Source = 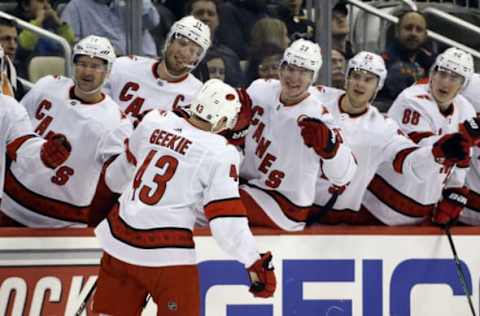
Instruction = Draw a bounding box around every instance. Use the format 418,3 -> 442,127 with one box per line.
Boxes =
246,252 -> 276,298
40,133 -> 72,169
460,116 -> 480,145
432,133 -> 470,165
221,88 -> 253,146
433,187 -> 469,227
298,116 -> 339,159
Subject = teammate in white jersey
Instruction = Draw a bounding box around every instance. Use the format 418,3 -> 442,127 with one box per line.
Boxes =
238,39 -> 357,232
309,51 -> 469,225
105,15 -> 210,118
0,95 -> 75,226
93,79 -> 276,315
363,47 -> 477,226
458,73 -> 480,225
1,35 -> 133,228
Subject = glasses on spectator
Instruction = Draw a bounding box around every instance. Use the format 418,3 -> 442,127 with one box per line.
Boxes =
74,61 -> 107,72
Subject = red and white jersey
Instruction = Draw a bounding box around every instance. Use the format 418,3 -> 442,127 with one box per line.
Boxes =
240,79 -> 356,231
96,111 -> 259,267
2,76 -> 132,227
363,83 -> 476,225
460,73 -> 480,225
311,88 -> 441,212
0,95 -> 33,201
104,56 -> 202,117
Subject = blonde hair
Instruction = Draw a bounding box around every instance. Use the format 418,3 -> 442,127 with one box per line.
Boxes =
250,18 -> 289,52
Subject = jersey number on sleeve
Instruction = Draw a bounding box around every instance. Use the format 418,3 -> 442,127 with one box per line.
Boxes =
402,109 -> 421,125
132,149 -> 179,205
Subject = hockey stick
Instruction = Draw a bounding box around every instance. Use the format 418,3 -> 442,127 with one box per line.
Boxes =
305,191 -> 339,226
74,280 -> 97,316
445,226 -> 477,316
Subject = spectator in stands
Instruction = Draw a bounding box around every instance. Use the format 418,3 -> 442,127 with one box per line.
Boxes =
0,17 -> 26,100
215,0 -> 269,60
379,10 -> 435,103
245,43 -> 283,84
187,0 -> 244,87
14,0 -> 75,61
205,51 -> 226,81
250,18 -> 290,55
61,0 -> 159,56
277,0 -> 315,41
332,1 -> 353,59
331,48 -> 347,89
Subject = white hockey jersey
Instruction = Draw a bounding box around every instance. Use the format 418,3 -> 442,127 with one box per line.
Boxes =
2,76 -> 133,227
240,79 -> 357,231
95,110 -> 259,267
104,56 -> 202,117
363,83 -> 476,225
460,73 -> 480,225
311,88 -> 443,212
0,95 -> 33,202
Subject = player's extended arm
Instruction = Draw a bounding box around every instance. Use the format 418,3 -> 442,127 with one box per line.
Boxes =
297,116 -> 357,186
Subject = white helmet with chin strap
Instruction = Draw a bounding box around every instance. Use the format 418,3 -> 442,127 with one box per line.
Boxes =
431,47 -> 474,90
281,39 -> 322,83
346,51 -> 387,91
72,35 -> 116,71
189,79 -> 241,132
163,16 -> 211,69
72,35 -> 116,94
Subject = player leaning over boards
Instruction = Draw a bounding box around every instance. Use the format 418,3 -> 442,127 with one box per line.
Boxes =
0,35 -> 132,227
104,15 -> 210,118
363,47 -> 480,227
239,39 -> 357,231
308,51 -> 472,225
92,79 -> 276,315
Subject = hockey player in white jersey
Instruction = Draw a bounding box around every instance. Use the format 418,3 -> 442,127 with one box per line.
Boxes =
363,47 -> 477,226
457,73 -> 480,225
0,35 -> 133,227
105,15 -> 210,118
0,95 -> 72,225
309,51 -> 470,225
238,39 -> 357,231
93,79 -> 276,315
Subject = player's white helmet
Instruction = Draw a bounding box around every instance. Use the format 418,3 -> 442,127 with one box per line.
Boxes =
281,39 -> 322,83
164,16 -> 211,65
72,35 -> 116,71
346,51 -> 387,91
190,79 -> 241,132
432,47 -> 474,89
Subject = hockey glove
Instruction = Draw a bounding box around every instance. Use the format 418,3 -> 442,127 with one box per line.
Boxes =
460,116 -> 480,145
247,252 -> 276,298
40,133 -> 72,169
221,88 -> 253,147
298,116 -> 339,159
433,187 -> 469,227
432,133 -> 470,165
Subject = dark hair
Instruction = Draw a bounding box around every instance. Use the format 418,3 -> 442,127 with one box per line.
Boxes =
246,43 -> 284,84
184,0 -> 219,15
397,10 -> 428,29
333,1 -> 348,16
0,17 -> 16,28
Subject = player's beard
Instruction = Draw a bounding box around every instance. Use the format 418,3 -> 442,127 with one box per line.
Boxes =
165,55 -> 193,77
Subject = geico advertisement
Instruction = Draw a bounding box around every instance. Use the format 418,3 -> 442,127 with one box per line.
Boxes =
0,230 -> 479,315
